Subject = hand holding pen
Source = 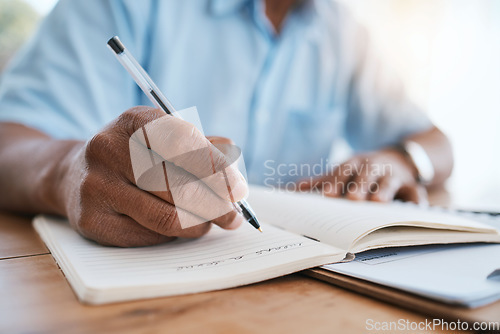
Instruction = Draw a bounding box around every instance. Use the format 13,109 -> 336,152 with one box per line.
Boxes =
49,42 -> 259,248
107,36 -> 262,232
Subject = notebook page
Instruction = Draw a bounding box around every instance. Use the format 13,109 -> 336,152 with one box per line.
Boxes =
34,216 -> 345,304
351,226 -> 500,253
247,186 -> 498,251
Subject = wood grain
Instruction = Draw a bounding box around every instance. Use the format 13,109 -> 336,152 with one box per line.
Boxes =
0,255 -> 446,334
0,212 -> 48,259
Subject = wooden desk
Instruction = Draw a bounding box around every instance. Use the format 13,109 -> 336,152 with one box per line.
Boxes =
0,212 -> 459,334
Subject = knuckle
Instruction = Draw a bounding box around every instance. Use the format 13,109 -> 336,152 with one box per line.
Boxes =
118,107 -> 145,124
80,172 -> 103,198
117,109 -> 138,131
79,174 -> 94,199
85,133 -> 130,176
118,107 -> 164,133
85,132 -> 111,163
79,171 -> 117,211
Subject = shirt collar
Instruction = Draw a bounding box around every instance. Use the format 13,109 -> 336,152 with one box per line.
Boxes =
209,0 -> 319,19
209,0 -> 251,16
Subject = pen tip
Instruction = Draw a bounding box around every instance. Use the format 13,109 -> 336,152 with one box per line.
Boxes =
258,227 -> 263,233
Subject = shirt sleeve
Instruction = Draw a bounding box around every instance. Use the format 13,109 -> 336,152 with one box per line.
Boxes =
341,7 -> 433,152
0,0 -> 154,140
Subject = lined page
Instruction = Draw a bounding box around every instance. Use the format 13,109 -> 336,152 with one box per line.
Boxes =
34,216 -> 345,304
247,186 -> 499,251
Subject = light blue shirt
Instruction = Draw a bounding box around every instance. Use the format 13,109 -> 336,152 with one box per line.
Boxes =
0,0 -> 431,184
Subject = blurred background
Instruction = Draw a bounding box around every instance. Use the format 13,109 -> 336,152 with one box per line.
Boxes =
1,0 -> 499,211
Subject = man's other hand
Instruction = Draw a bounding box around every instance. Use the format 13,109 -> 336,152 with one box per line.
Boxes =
298,149 -> 428,204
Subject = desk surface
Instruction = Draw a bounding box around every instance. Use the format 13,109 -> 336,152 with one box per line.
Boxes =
0,209 -> 459,334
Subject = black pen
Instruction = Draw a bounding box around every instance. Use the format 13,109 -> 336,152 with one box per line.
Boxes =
107,36 -> 262,232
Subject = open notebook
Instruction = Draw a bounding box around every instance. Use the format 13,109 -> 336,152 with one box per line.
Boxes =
34,186 -> 500,305
314,211 -> 500,308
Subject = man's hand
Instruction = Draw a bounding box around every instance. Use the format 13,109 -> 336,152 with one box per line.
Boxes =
56,107 -> 247,246
299,149 -> 427,204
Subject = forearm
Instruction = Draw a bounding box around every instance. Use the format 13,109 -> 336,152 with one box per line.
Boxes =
0,123 -> 83,215
403,126 -> 453,187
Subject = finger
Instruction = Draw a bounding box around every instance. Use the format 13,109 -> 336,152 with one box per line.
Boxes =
175,222 -> 213,238
298,162 -> 354,195
128,112 -> 247,202
137,160 -> 239,223
103,176 -> 208,235
110,177 -> 241,236
149,163 -> 245,231
124,194 -> 211,237
208,137 -> 237,159
369,176 -> 402,202
208,136 -> 235,146
78,212 -> 174,247
210,210 -> 245,230
345,167 -> 378,201
324,159 -> 360,198
322,175 -> 346,198
396,184 -> 428,204
77,165 -> 184,226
